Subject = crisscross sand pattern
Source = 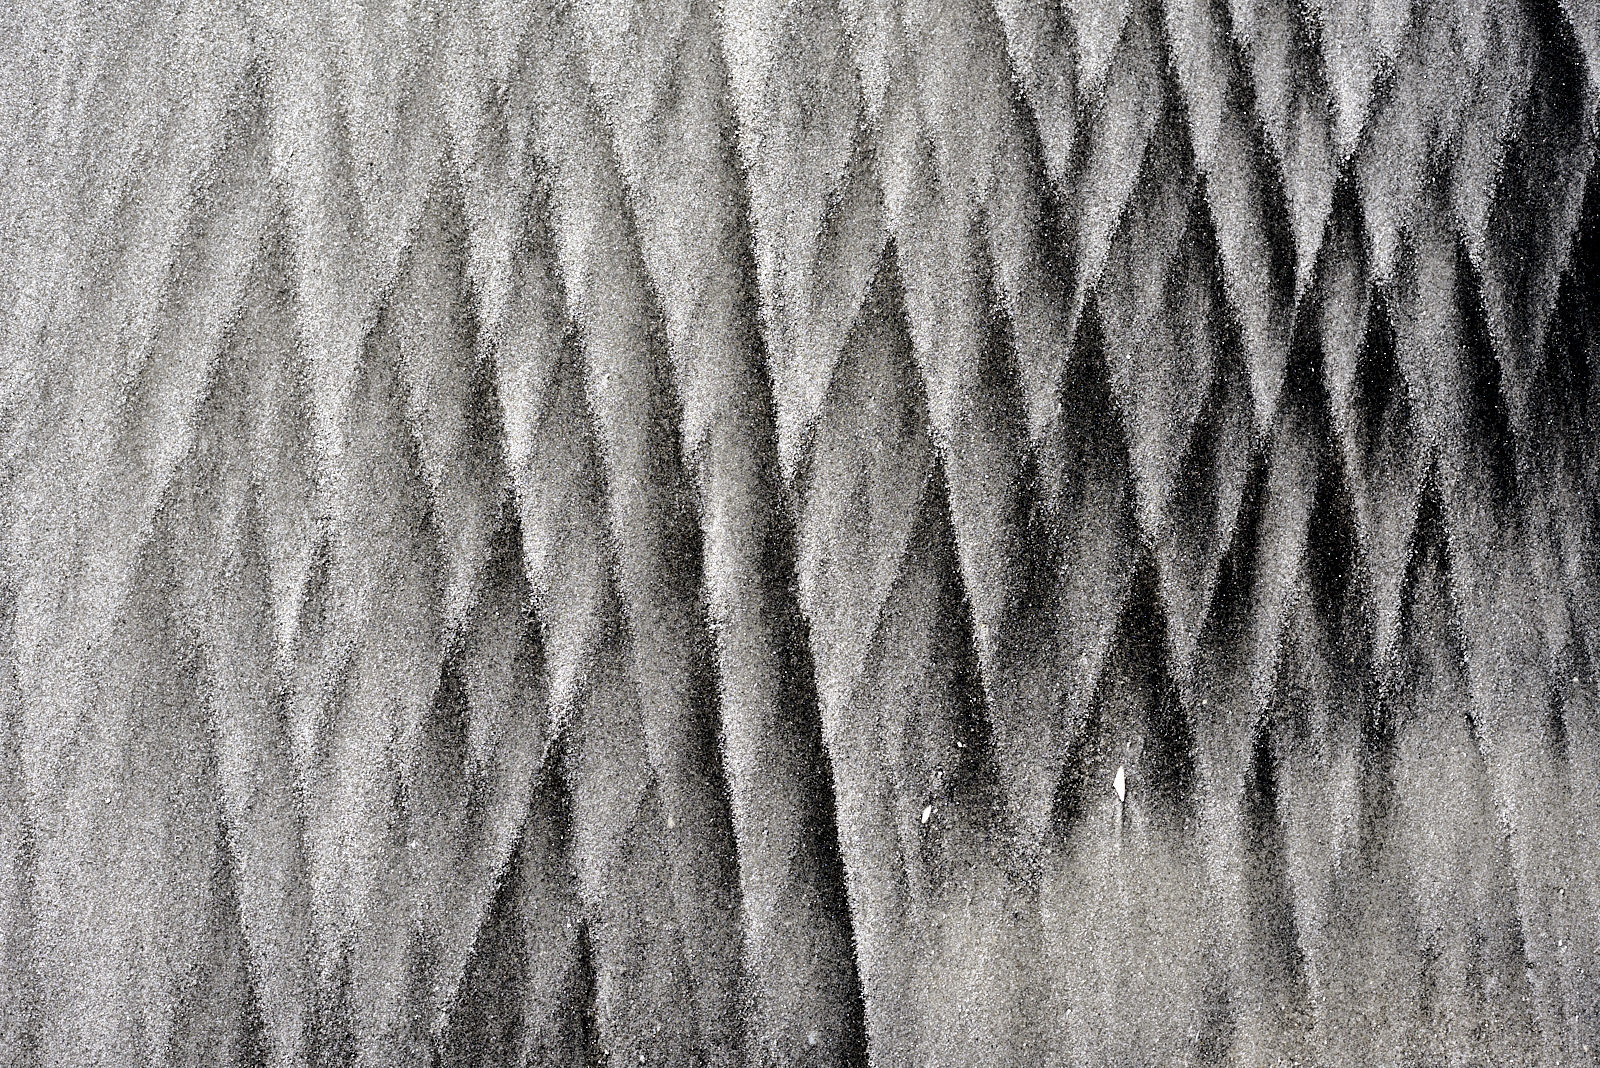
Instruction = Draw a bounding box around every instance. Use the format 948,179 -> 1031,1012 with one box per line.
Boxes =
3,0 -> 1600,1064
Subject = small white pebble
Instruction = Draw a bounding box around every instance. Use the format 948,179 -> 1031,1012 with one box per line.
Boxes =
920,804 -> 933,825
807,1030 -> 819,1046
1114,766 -> 1126,802
667,815 -> 677,830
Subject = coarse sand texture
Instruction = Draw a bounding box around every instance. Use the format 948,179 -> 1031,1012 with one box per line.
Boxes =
3,0 -> 1600,1065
